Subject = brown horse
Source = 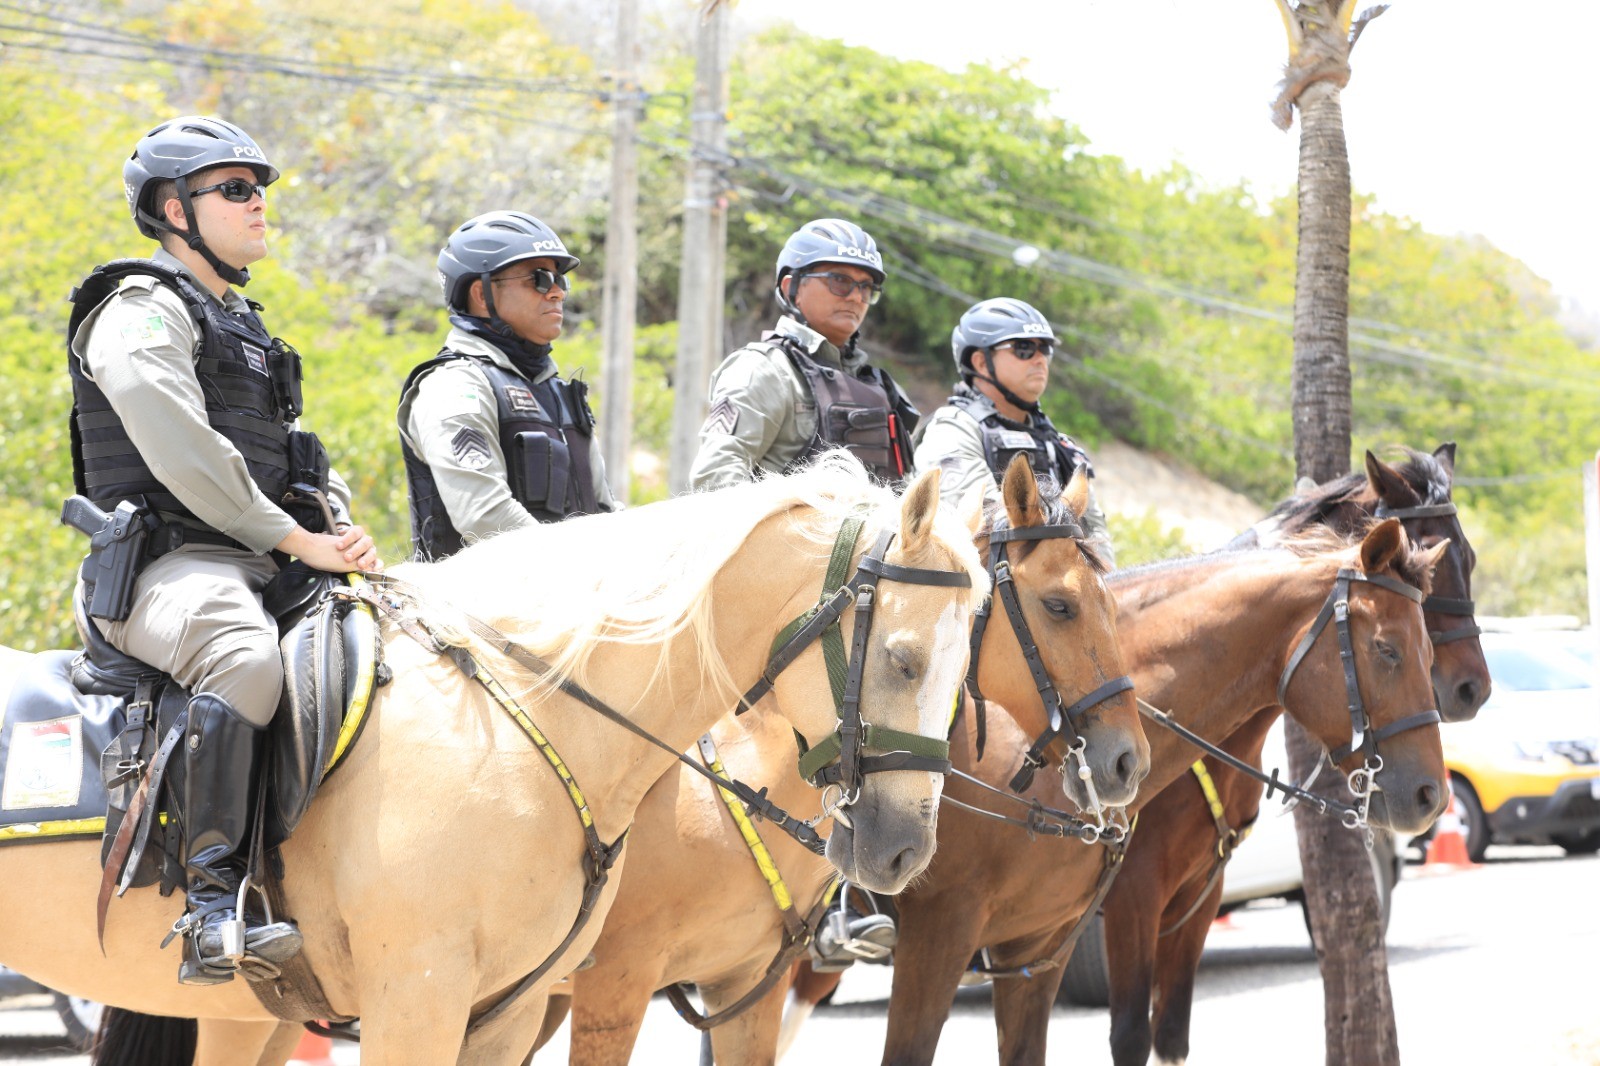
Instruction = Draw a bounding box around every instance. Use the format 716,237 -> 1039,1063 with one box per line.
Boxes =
866,520 -> 1449,1065
1099,444 -> 1490,1066
542,459 -> 1146,1065
0,457 -> 988,1066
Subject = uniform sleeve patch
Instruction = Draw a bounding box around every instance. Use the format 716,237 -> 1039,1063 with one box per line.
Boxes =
450,426 -> 493,470
119,313 -> 171,351
703,397 -> 738,437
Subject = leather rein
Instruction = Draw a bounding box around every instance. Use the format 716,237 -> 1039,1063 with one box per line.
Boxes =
1138,564 -> 1442,839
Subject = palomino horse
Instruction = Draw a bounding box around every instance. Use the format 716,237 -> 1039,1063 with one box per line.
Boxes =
1099,443 -> 1489,1066
0,457 -> 988,1066
857,521 -> 1450,1065
542,459 -> 1147,1065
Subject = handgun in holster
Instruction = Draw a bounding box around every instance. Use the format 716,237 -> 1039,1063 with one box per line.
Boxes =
61,495 -> 155,622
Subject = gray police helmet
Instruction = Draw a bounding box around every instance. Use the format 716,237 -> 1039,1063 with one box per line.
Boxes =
437,211 -> 580,312
951,297 -> 1059,376
774,218 -> 887,291
124,116 -> 279,238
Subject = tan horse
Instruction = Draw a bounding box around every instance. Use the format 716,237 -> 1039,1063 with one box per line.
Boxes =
0,456 -> 987,1066
541,459 -> 1147,1065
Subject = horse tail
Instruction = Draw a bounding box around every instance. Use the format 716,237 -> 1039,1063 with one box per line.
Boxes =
91,1006 -> 197,1066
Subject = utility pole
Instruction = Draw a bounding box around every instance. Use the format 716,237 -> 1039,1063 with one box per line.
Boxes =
599,0 -> 640,502
668,2 -> 729,494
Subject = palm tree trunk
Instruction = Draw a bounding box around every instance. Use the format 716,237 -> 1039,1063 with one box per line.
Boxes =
1291,78 -> 1352,484
1286,72 -> 1402,1066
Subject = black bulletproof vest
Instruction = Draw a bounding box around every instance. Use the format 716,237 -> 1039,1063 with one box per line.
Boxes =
948,390 -> 1092,487
67,260 -> 300,522
401,349 -> 599,561
770,335 -> 916,483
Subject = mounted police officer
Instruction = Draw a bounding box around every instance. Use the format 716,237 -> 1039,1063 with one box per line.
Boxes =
689,218 -> 918,490
399,211 -> 619,561
914,297 -> 1115,563
68,116 -> 379,985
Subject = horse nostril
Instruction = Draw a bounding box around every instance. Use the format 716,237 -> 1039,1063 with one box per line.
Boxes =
1456,680 -> 1480,711
1114,747 -> 1140,787
1417,781 -> 1441,819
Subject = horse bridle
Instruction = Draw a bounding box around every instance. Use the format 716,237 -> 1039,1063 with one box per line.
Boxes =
736,515 -> 973,806
964,518 -> 1134,803
1275,566 -> 1442,828
1374,501 -> 1481,645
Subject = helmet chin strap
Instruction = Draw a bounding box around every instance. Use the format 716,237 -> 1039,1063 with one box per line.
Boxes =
969,351 -> 1040,415
167,176 -> 250,287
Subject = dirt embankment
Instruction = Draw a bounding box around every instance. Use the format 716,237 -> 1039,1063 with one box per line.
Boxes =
1090,439 -> 1266,552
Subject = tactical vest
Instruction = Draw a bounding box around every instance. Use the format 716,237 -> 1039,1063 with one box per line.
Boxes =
768,335 -> 917,483
67,259 -> 301,524
948,390 -> 1092,487
401,350 -> 599,561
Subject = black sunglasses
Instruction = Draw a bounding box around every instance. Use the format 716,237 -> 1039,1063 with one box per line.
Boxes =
491,267 -> 570,295
993,338 -> 1054,361
806,270 -> 882,305
190,178 -> 267,204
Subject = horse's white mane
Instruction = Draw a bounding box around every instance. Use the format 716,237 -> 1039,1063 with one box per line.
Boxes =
390,451 -> 982,705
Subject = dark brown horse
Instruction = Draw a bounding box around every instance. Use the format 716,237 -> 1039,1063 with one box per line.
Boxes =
867,520 -> 1448,1065
1099,444 -> 1490,1066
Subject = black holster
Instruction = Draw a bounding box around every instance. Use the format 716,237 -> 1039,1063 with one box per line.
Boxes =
63,495 -> 154,622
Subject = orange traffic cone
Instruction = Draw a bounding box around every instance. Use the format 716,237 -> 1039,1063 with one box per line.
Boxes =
289,1025 -> 335,1066
1425,790 -> 1476,869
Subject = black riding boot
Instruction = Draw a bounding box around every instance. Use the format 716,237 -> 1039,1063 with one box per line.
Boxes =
172,694 -> 302,985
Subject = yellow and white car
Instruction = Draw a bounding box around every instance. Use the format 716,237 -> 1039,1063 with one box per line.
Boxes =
1443,626 -> 1600,860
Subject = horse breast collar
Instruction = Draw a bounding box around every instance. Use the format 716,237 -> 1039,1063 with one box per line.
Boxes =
964,519 -> 1134,800
1373,500 -> 1480,645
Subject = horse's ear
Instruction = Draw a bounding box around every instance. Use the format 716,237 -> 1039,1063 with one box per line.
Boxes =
1359,517 -> 1406,574
900,467 -> 942,552
1364,450 -> 1420,509
1433,442 -> 1457,480
958,484 -> 988,537
1063,465 -> 1091,522
1420,537 -> 1452,583
1001,456 -> 1044,530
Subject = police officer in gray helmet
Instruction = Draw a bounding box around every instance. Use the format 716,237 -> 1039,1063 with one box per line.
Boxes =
398,211 -> 620,561
914,297 -> 1114,563
67,116 -> 379,984
689,218 -> 919,490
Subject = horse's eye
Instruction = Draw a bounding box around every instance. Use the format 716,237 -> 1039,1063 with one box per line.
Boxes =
1044,598 -> 1077,620
1375,640 -> 1401,663
889,649 -> 918,680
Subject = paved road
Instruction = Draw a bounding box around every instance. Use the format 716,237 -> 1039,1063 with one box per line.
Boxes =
4,846 -> 1596,1064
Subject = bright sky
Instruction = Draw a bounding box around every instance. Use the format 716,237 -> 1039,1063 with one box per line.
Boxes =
732,0 -> 1600,316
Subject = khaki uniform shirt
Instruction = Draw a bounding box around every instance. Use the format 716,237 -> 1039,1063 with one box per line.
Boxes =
914,388 -> 1115,565
690,316 -> 866,492
397,326 -> 620,543
69,248 -> 352,555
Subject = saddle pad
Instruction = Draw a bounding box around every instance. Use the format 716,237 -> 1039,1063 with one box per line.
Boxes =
0,652 -> 120,844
